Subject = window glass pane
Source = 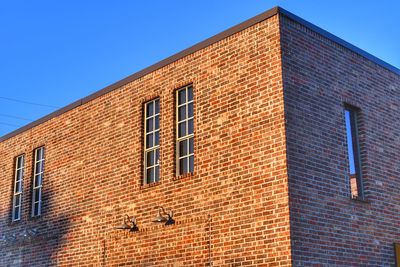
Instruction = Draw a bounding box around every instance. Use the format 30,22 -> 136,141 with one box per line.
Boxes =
15,181 -> 21,193
178,122 -> 186,137
179,140 -> 188,157
36,161 -> 42,174
188,119 -> 194,134
15,170 -> 21,181
345,110 -> 356,175
178,106 -> 186,121
146,102 -> 154,117
189,155 -> 194,173
155,166 -> 160,182
188,102 -> 194,118
18,169 -> 24,180
34,189 -> 40,202
35,174 -> 42,187
17,157 -> 23,168
15,194 -> 21,205
147,168 -> 154,183
154,131 -> 160,146
178,89 -> 186,105
189,137 -> 194,154
36,148 -> 42,160
187,87 -> 193,101
154,115 -> 159,130
155,99 -> 160,114
179,158 -> 188,175
146,133 -> 153,148
34,203 -> 39,216
146,118 -> 153,132
147,151 -> 154,166
14,207 -> 19,220
155,149 -> 160,164
40,161 -> 44,173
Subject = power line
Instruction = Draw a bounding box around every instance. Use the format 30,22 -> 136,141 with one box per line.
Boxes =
0,113 -> 33,121
0,122 -> 22,127
0,96 -> 60,109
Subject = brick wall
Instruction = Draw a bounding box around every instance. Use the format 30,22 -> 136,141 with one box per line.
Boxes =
0,14 -> 292,266
281,14 -> 400,266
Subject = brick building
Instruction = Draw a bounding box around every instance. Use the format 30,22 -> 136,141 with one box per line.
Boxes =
0,6 -> 399,266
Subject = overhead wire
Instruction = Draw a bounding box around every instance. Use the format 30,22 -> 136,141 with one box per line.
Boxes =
0,122 -> 22,127
0,113 -> 33,122
0,96 -> 60,109
0,96 -> 58,133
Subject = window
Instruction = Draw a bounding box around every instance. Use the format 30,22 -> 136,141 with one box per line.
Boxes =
32,146 -> 45,216
144,99 -> 160,184
344,106 -> 363,199
12,155 -> 24,221
176,85 -> 194,175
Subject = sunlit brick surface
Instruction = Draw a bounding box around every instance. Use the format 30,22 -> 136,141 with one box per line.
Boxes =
0,14 -> 292,266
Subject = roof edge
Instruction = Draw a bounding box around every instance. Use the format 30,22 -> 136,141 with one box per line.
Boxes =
1,6 -> 399,142
278,7 -> 400,75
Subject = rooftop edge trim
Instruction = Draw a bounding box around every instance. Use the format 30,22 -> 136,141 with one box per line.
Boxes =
0,6 -> 399,142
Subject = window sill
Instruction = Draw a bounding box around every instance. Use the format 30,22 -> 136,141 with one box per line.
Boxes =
29,215 -> 43,221
140,181 -> 161,190
173,172 -> 194,181
9,219 -> 22,226
351,195 -> 370,203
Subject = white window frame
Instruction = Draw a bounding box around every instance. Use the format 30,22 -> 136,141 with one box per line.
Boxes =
176,85 -> 194,175
32,146 -> 45,217
12,155 -> 24,221
144,99 -> 160,184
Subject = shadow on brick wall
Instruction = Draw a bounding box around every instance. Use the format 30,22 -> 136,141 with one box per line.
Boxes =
0,187 -> 71,266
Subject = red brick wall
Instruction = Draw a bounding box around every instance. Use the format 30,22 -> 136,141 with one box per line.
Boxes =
281,15 -> 400,266
0,14 -> 292,266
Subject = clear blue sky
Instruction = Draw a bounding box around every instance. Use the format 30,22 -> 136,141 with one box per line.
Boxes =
0,0 -> 399,137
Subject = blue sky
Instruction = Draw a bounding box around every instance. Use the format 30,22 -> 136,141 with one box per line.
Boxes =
0,0 -> 399,137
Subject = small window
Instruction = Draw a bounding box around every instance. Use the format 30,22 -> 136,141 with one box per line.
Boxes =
176,85 -> 194,175
32,146 -> 45,217
344,106 -> 363,199
12,155 -> 24,221
144,99 -> 160,184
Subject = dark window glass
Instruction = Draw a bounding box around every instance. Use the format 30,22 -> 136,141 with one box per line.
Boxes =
178,122 -> 186,137
189,137 -> 194,154
178,90 -> 186,105
188,119 -> 194,134
179,158 -> 188,174
189,156 -> 194,173
178,106 -> 186,121
147,102 -> 153,116
187,87 -> 193,101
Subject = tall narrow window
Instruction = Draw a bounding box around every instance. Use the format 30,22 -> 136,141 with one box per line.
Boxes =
12,155 -> 24,221
344,106 -> 363,199
176,85 -> 194,175
144,99 -> 160,184
32,146 -> 45,216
